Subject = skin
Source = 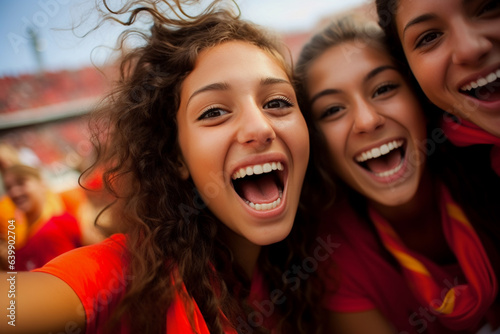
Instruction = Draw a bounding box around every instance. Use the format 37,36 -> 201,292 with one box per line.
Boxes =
306,42 -> 427,209
177,41 -> 309,277
306,42 -> 445,333
2,173 -> 46,224
395,0 -> 500,136
0,40 -> 309,333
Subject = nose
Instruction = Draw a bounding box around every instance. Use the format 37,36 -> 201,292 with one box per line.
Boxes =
237,102 -> 276,148
451,21 -> 492,65
352,100 -> 385,134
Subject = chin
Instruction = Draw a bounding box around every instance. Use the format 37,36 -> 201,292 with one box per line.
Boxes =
253,225 -> 293,246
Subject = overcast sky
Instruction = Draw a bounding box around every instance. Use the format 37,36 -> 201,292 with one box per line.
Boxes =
0,0 -> 368,77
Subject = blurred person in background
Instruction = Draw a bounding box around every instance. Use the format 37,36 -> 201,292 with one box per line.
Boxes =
0,164 -> 82,271
0,142 -> 105,266
0,142 -> 30,249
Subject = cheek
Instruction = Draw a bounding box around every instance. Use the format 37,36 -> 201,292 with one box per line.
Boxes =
279,117 -> 310,161
320,123 -> 346,161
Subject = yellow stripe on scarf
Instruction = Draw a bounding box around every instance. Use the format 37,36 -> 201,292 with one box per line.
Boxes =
446,203 -> 472,228
390,248 -> 431,277
434,289 -> 456,315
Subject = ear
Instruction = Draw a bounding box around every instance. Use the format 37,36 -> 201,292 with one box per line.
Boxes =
177,157 -> 190,180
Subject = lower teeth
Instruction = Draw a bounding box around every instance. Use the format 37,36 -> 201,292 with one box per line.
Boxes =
374,160 -> 404,177
245,190 -> 283,211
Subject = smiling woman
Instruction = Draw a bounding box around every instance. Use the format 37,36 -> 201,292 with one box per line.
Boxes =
0,1 -> 324,333
296,16 -> 500,334
375,0 -> 500,176
177,41 -> 309,250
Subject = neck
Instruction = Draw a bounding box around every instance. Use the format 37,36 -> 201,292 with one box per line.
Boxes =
370,170 -> 438,227
221,227 -> 261,279
369,172 -> 456,265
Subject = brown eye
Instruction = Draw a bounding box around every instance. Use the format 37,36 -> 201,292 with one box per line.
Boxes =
373,83 -> 399,98
415,31 -> 442,49
264,97 -> 293,109
319,105 -> 344,120
198,108 -> 228,120
477,0 -> 500,16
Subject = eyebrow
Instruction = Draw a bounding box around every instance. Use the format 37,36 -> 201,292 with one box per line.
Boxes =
402,13 -> 436,37
187,77 -> 291,106
310,88 -> 342,106
260,77 -> 291,87
366,65 -> 398,81
187,82 -> 230,106
309,65 -> 398,105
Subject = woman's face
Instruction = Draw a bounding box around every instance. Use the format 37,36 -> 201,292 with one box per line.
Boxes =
176,41 -> 309,247
3,173 -> 45,216
305,42 -> 427,207
395,0 -> 500,136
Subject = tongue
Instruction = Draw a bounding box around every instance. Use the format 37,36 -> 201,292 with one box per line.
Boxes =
365,149 -> 402,174
474,79 -> 500,101
239,173 -> 280,204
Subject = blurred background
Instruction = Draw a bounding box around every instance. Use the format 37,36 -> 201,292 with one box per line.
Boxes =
0,0 -> 372,203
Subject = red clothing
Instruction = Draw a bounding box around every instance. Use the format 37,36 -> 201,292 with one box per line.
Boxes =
441,117 -> 500,176
34,234 -> 277,333
320,200 -> 498,334
17,212 -> 81,271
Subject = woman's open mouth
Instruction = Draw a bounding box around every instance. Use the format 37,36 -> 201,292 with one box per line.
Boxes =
460,69 -> 500,102
231,162 -> 285,211
354,139 -> 406,179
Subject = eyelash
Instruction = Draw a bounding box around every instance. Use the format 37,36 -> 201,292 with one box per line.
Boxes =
263,96 -> 294,109
197,96 -> 294,121
415,31 -> 442,49
477,0 -> 500,16
373,82 -> 400,98
319,105 -> 344,120
197,105 -> 227,120
317,83 -> 399,120
414,0 -> 500,49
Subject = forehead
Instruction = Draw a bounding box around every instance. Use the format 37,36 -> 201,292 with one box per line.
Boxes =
3,171 -> 38,183
395,0 -> 456,28
307,42 -> 392,88
181,41 -> 289,95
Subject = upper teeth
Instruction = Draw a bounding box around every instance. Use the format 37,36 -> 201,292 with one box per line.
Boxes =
461,69 -> 500,91
232,162 -> 283,180
355,140 -> 404,163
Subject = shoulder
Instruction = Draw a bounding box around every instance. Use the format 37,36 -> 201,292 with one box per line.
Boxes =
34,233 -> 128,286
33,234 -> 130,332
318,200 -> 376,257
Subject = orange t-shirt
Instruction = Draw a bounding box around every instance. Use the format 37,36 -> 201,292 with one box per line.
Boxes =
35,234 -> 276,333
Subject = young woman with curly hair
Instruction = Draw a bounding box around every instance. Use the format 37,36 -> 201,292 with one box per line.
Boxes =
295,17 -> 500,334
0,1 -> 325,333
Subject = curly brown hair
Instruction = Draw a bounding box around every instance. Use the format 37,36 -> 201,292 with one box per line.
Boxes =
83,1 -> 324,333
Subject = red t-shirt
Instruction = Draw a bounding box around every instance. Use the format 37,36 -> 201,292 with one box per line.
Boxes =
17,212 -> 81,271
34,234 -> 277,333
319,201 -> 477,334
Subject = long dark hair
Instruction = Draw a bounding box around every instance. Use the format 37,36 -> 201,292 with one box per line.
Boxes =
374,0 -> 500,273
83,1 -> 324,333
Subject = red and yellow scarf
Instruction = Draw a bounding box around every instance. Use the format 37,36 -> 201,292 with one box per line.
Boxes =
369,185 -> 497,331
166,268 -> 273,333
441,117 -> 500,176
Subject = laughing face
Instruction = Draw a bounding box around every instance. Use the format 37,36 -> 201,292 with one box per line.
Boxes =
3,172 -> 45,218
395,0 -> 500,136
176,41 -> 309,247
306,42 -> 427,208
